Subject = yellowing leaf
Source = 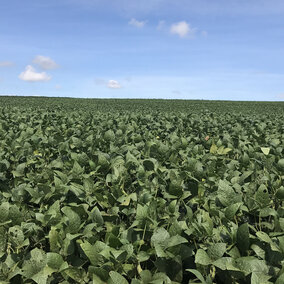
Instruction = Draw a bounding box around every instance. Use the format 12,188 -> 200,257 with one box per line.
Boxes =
210,144 -> 218,154
261,147 -> 270,155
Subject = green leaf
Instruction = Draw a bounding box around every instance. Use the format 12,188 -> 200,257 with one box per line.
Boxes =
186,269 -> 207,284
81,241 -> 105,265
140,270 -> 152,282
195,249 -> 211,266
8,225 -> 26,248
48,227 -> 61,252
64,267 -> 85,282
61,207 -> 81,234
251,272 -> 272,284
237,223 -> 250,254
109,271 -> 128,284
213,257 -> 240,271
0,226 -> 7,256
143,159 -> 155,171
12,163 -> 26,177
92,207 -> 104,225
22,248 -> 47,283
207,243 -> 226,261
151,228 -> 170,246
225,203 -> 242,220
235,257 -> 269,276
166,235 -> 188,248
92,274 -> 107,284
46,252 -> 64,270
217,180 -> 241,207
9,205 -> 23,225
256,231 -> 272,244
276,273 -> 284,284
255,185 -> 270,208
136,204 -> 148,222
275,186 -> 284,200
104,130 -> 115,142
0,202 -> 9,223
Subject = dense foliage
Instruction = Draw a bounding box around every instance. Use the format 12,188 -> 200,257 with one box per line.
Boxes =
0,96 -> 283,283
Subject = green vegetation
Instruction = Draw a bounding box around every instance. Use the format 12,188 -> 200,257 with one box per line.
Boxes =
0,96 -> 283,283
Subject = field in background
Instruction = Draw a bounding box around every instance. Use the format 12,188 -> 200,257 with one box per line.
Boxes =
0,96 -> 284,283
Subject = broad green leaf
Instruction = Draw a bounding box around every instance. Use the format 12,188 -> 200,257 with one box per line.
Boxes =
0,227 -> 7,256
104,130 -> 115,142
217,180 -> 241,207
276,273 -> 284,284
251,272 -> 272,284
235,257 -> 269,276
0,202 -> 9,223
48,227 -> 61,252
92,207 -> 104,225
213,257 -> 240,271
207,243 -> 226,261
109,271 -> 128,284
195,249 -> 211,266
143,159 -> 155,171
136,204 -> 148,222
64,267 -> 85,282
61,207 -> 81,234
81,241 -> 105,265
225,202 -> 242,220
151,228 -> 170,246
256,231 -> 272,244
22,248 -> 47,283
12,163 -> 26,177
166,235 -> 188,248
9,205 -> 23,225
46,252 -> 64,270
237,223 -> 250,254
186,269 -> 207,284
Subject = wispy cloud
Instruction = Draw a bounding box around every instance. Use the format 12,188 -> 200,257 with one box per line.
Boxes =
95,78 -> 123,89
107,80 -> 122,89
0,61 -> 14,67
19,65 -> 51,82
33,55 -> 59,70
170,21 -> 196,38
129,18 -> 146,28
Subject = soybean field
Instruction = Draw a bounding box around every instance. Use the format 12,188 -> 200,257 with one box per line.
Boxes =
0,96 -> 284,284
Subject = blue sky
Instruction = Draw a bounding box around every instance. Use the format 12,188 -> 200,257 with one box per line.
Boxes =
0,0 -> 284,100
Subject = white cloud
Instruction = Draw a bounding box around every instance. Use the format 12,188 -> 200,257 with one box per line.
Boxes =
33,55 -> 59,70
128,18 -> 146,28
55,84 -> 61,89
0,61 -> 14,67
19,65 -> 51,82
107,80 -> 122,89
170,21 -> 195,38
